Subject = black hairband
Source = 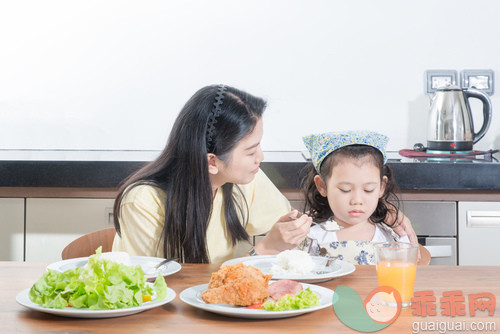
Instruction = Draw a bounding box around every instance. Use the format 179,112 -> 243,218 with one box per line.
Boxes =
206,84 -> 227,152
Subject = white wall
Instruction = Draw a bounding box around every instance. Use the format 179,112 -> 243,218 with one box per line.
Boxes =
1,0 -> 499,153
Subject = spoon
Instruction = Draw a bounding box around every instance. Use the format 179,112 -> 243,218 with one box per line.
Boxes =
315,256 -> 338,275
154,257 -> 179,270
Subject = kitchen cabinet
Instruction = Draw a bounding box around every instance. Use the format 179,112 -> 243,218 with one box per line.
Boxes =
399,201 -> 457,265
0,198 -> 24,261
458,201 -> 500,265
2,183 -> 500,264
25,198 -> 115,262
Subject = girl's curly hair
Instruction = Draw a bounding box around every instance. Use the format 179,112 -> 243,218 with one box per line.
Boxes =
300,145 -> 400,227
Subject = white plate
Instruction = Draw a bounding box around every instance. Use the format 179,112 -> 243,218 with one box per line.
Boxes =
47,256 -> 181,279
221,255 -> 355,283
16,284 -> 176,318
180,282 -> 333,319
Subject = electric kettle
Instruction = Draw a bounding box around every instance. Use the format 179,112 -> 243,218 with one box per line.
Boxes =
427,85 -> 492,151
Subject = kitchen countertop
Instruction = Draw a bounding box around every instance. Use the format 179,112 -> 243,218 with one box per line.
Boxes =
1,150 -> 500,191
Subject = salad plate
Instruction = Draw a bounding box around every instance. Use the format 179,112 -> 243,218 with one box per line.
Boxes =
180,283 -> 333,319
221,255 -> 355,283
16,284 -> 176,318
47,256 -> 181,279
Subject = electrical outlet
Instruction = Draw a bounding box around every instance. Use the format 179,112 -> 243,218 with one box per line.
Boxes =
425,70 -> 458,94
461,69 -> 494,95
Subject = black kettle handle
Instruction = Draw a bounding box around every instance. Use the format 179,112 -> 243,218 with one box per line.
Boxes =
464,88 -> 492,144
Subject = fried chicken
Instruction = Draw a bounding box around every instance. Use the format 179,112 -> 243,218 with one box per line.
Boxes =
201,263 -> 272,306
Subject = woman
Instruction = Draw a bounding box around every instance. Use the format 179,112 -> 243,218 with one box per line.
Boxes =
112,84 -> 417,264
112,84 -> 312,264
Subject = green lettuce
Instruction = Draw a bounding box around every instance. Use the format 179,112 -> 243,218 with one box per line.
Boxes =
263,287 -> 320,311
29,247 -> 167,309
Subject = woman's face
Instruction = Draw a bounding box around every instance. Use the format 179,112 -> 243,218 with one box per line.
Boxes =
314,156 -> 386,228
210,118 -> 264,187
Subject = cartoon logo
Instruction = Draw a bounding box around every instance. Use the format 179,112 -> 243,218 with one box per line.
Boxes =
333,285 -> 402,332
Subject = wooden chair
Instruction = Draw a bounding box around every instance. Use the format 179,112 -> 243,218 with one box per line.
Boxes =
418,244 -> 431,266
61,227 -> 116,260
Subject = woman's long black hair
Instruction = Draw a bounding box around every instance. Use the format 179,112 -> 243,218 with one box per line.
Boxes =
300,145 -> 400,226
113,85 -> 266,263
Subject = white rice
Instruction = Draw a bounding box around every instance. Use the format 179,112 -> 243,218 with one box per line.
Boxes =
271,249 -> 314,275
323,220 -> 342,231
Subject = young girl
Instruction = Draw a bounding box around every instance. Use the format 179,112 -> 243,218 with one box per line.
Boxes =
300,130 -> 409,265
112,84 -> 312,264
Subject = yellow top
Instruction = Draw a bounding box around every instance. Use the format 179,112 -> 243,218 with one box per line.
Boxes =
112,169 -> 291,264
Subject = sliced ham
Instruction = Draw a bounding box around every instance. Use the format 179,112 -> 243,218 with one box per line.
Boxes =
268,279 -> 303,301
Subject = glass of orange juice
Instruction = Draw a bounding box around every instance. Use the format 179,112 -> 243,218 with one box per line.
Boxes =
374,242 -> 418,307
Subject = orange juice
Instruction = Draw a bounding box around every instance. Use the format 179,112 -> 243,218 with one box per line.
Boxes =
376,260 -> 417,305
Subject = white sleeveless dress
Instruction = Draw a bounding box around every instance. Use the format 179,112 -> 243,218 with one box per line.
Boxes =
299,220 -> 410,265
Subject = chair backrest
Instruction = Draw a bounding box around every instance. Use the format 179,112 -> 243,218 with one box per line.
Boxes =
61,227 -> 116,260
418,244 -> 431,266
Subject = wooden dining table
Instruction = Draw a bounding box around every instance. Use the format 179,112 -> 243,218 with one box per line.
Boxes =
1,261 -> 499,333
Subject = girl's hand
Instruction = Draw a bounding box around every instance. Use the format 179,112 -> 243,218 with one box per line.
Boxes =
253,210 -> 312,255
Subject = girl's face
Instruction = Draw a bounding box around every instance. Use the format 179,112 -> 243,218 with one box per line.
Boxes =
209,118 -> 264,188
314,156 -> 387,228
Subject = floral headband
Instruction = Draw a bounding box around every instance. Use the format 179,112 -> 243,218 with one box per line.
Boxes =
302,130 -> 389,173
